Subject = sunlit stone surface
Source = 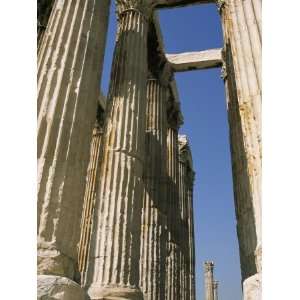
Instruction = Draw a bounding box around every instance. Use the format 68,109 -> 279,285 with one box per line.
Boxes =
37,0 -> 262,299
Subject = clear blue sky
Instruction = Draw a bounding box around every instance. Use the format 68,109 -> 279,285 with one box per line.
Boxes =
101,3 -> 242,300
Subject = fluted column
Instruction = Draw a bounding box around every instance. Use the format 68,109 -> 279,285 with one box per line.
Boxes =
178,135 -> 196,300
37,1 -> 110,298
219,0 -> 262,291
179,250 -> 188,300
78,106 -> 105,284
213,281 -> 219,300
187,173 -> 196,300
85,2 -> 152,299
204,261 -> 214,300
165,106 -> 182,300
139,77 -> 168,300
178,140 -> 188,300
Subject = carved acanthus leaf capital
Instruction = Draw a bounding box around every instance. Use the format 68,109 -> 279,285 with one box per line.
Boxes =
167,101 -> 183,130
159,61 -> 174,87
221,64 -> 228,81
204,261 -> 214,272
216,0 -> 226,13
187,169 -> 195,186
116,0 -> 155,19
220,47 -> 228,80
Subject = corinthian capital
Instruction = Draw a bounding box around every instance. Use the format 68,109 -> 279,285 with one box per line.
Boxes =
116,0 -> 156,19
159,62 -> 174,87
216,0 -> 225,13
204,261 -> 214,272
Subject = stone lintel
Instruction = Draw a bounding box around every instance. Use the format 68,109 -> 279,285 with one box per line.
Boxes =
155,0 -> 215,9
166,48 -> 223,72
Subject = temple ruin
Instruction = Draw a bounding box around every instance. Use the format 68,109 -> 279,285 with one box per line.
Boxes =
37,0 -> 261,299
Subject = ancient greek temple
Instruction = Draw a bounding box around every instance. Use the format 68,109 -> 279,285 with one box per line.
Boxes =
37,1 -> 261,300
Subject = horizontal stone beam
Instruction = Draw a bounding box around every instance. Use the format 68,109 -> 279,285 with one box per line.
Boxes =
155,0 -> 215,9
166,48 -> 223,72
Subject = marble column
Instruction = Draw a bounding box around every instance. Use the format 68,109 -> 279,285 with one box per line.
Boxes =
85,2 -> 152,299
218,0 -> 262,295
37,0 -> 110,298
213,281 -> 219,300
178,137 -> 188,300
165,102 -> 183,300
187,173 -> 196,300
178,135 -> 196,300
139,76 -> 168,300
78,106 -> 105,284
204,261 -> 214,300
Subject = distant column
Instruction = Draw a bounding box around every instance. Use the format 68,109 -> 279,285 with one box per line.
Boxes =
204,261 -> 214,300
37,1 -> 110,298
219,0 -> 262,297
213,281 -> 219,300
84,1 -> 152,299
139,74 -> 168,300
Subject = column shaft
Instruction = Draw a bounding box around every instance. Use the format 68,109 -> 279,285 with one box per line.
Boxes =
178,152 -> 188,300
85,6 -> 149,299
78,111 -> 105,284
178,136 -> 195,300
204,262 -> 214,300
213,281 -> 219,300
165,239 -> 180,300
187,186 -> 196,300
140,78 -> 168,300
220,0 -> 262,284
165,126 -> 181,300
37,0 -> 110,284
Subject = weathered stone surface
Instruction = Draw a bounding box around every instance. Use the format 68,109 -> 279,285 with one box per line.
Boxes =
88,286 -> 144,300
166,49 -> 223,72
165,90 -> 183,300
37,0 -> 111,282
243,273 -> 261,300
37,275 -> 86,300
36,0 -> 262,299
84,3 -> 151,299
220,0 -> 262,290
78,105 -> 106,284
139,77 -> 168,300
178,135 -> 195,300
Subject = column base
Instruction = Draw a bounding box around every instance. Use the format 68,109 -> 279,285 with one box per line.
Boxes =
88,285 -> 144,300
37,245 -> 75,279
37,275 -> 87,300
243,273 -> 262,300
